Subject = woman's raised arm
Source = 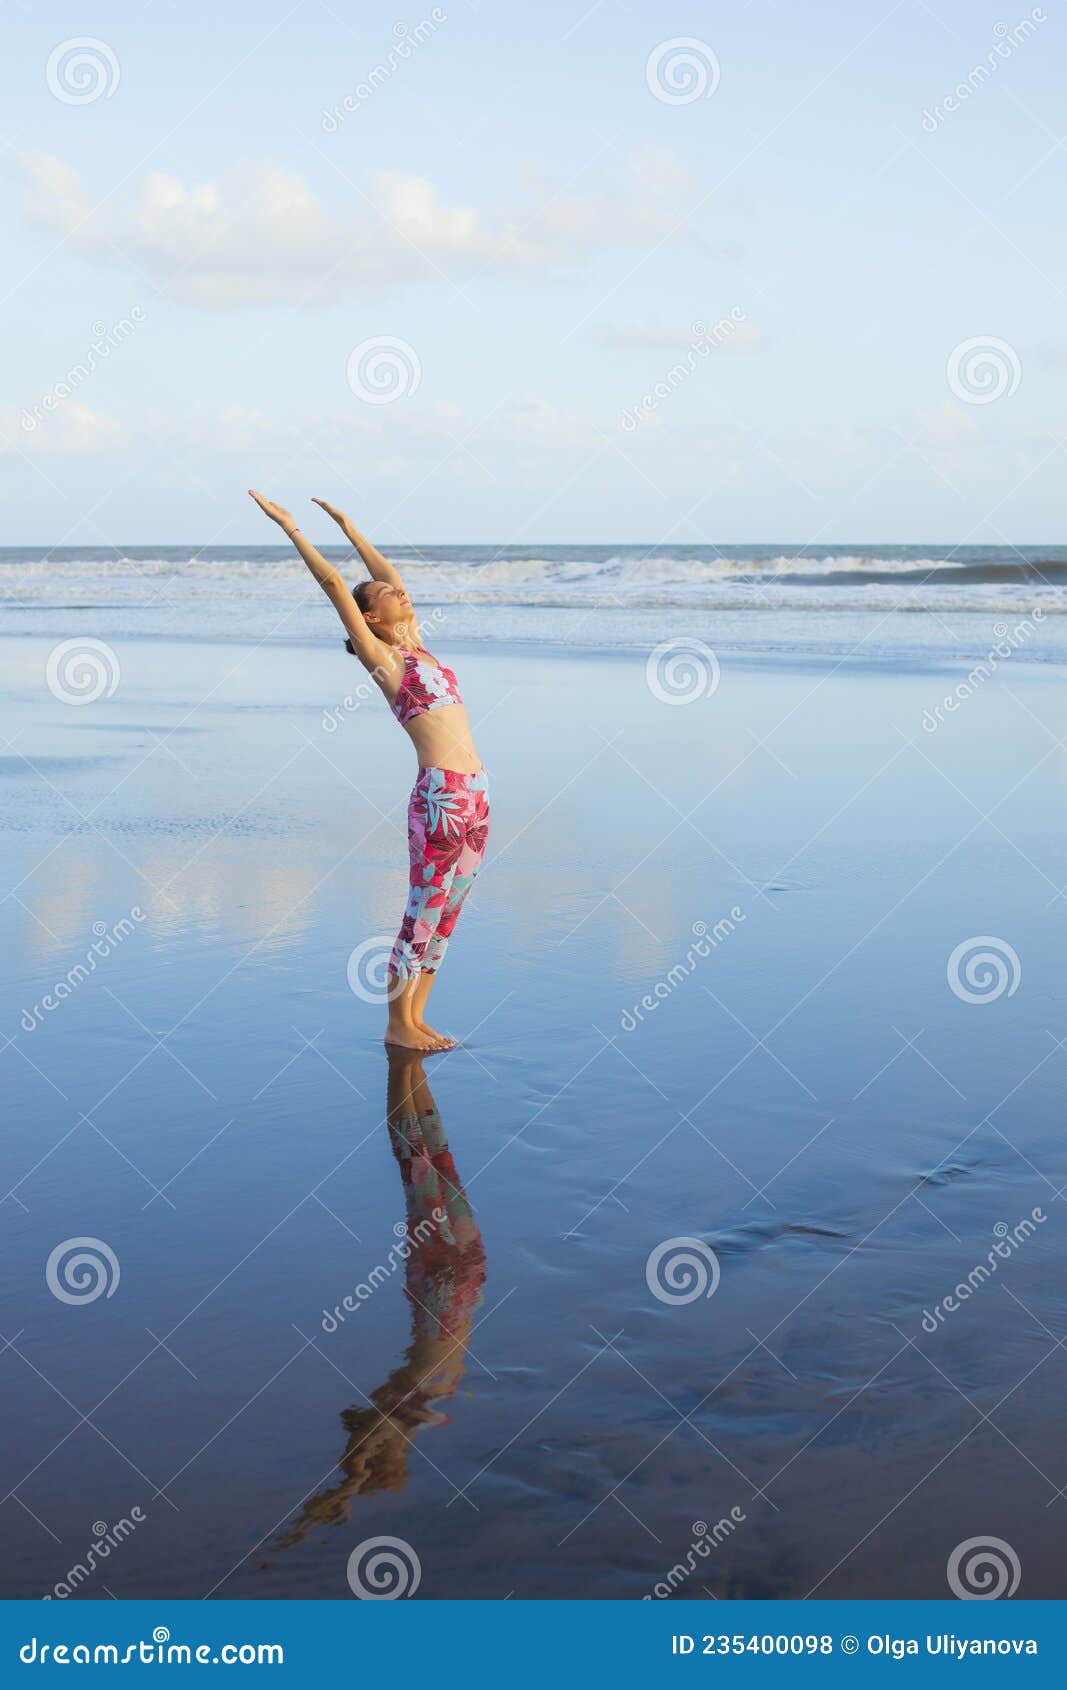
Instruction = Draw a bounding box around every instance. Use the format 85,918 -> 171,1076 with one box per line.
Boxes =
247,489 -> 386,666
312,498 -> 407,593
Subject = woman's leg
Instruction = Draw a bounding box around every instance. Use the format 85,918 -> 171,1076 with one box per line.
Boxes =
421,789 -> 490,978
409,968 -> 454,1050
386,779 -> 454,1050
388,772 -> 488,1049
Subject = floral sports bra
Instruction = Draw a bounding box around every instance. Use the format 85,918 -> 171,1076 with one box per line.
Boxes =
389,647 -> 463,727
343,637 -> 463,725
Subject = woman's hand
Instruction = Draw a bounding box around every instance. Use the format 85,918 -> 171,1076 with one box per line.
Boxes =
246,488 -> 383,659
311,497 -> 353,536
248,489 -> 296,534
313,497 -> 403,589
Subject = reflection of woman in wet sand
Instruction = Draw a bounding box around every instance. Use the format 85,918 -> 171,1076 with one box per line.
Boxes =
273,1052 -> 486,1548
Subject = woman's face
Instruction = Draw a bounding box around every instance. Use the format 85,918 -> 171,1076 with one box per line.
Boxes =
364,581 -> 412,630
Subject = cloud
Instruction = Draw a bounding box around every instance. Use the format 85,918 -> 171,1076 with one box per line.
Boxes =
21,152 -> 93,237
913,401 -> 978,443
19,154 -> 529,306
1,400 -> 123,455
20,150 -> 706,309
625,145 -> 693,196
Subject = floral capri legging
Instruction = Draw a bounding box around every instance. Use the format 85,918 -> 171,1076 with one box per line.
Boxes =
389,766 -> 490,980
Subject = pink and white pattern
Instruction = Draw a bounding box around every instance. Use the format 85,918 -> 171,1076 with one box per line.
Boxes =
389,766 -> 490,979
390,649 -> 463,727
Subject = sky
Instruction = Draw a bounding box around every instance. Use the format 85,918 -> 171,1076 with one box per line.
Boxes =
1,0 -> 1065,547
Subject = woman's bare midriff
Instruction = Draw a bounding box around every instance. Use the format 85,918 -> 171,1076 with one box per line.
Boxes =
403,702 -> 483,773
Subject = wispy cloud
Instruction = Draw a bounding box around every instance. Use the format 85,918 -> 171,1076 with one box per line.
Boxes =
1,401 -> 123,456
21,150 -> 702,310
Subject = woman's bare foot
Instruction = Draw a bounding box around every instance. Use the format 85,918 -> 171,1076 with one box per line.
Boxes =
384,1020 -> 437,1051
415,1021 -> 455,1050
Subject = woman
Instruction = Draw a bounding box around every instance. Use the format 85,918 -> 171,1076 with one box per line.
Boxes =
249,490 -> 489,1051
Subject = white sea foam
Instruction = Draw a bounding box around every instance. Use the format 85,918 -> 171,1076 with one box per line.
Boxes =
2,546 -> 1066,660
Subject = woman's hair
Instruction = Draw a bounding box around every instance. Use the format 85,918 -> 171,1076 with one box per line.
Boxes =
344,578 -> 386,656
353,580 -> 378,618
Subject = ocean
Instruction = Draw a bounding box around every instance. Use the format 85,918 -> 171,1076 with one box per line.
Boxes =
3,543 -> 1066,664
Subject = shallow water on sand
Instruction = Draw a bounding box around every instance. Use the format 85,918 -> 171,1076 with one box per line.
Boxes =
1,633 -> 1065,1599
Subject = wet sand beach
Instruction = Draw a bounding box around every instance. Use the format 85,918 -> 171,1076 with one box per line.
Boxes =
1,624 -> 1065,1599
